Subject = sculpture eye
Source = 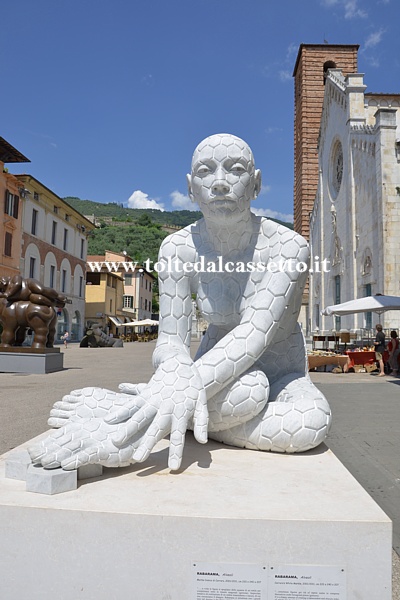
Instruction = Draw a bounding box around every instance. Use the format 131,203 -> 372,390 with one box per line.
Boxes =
230,163 -> 246,174
196,165 -> 212,176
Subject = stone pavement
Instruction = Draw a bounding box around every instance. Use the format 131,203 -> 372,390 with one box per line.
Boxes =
0,341 -> 399,597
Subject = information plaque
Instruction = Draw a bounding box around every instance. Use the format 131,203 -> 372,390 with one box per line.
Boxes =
192,563 -> 346,599
192,562 -> 266,599
267,564 -> 346,599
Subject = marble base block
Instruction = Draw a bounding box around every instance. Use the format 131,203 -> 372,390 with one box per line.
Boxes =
0,350 -> 64,373
0,432 -> 392,600
4,450 -> 32,481
26,464 -> 77,495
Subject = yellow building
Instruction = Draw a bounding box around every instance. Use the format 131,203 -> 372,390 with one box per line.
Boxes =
86,251 -> 155,334
85,266 -> 125,334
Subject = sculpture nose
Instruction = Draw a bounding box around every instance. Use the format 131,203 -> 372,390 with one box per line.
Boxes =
212,180 -> 230,196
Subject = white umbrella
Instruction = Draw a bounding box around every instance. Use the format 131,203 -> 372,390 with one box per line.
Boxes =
322,295 -> 400,322
117,319 -> 159,328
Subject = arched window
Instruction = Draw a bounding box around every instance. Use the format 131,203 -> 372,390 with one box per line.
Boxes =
323,60 -> 337,84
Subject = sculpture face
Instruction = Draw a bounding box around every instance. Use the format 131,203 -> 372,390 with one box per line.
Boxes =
187,134 -> 261,220
0,277 -> 10,294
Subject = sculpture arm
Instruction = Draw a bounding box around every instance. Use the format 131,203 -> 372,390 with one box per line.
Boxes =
195,235 -> 309,399
152,234 -> 195,369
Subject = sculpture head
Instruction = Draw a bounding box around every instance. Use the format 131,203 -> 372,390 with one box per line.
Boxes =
187,133 -> 261,221
0,276 -> 11,295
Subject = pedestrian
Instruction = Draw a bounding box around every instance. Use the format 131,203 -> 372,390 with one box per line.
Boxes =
61,330 -> 69,349
374,324 -> 386,377
388,330 -> 399,376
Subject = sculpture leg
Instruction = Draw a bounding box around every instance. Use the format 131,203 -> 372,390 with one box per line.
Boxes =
206,368 -> 270,432
27,306 -> 53,350
46,313 -> 57,348
0,323 -> 17,346
14,326 -> 27,346
208,373 -> 331,453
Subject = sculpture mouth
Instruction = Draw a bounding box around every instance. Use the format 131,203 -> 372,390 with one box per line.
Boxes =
209,198 -> 236,208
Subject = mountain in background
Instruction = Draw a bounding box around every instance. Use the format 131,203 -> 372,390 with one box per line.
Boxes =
65,196 -> 293,264
64,197 -> 293,229
64,197 -> 202,228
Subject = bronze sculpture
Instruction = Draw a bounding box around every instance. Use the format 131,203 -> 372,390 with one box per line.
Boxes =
0,275 -> 66,350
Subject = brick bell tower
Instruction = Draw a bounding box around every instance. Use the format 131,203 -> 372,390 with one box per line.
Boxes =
293,44 -> 359,240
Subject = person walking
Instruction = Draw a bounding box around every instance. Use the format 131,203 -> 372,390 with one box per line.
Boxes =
374,324 -> 386,377
61,330 -> 70,349
388,330 -> 399,376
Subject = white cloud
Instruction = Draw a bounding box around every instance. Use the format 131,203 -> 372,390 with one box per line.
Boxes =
364,28 -> 385,49
365,55 -> 380,67
170,190 -> 198,211
344,0 -> 367,18
279,70 -> 292,82
321,0 -> 367,18
286,43 -> 298,60
252,207 -> 294,223
141,74 -> 154,87
127,190 -> 164,211
259,184 -> 272,195
265,126 -> 283,135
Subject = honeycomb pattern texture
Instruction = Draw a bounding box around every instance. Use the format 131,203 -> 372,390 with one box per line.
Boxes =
29,134 -> 331,473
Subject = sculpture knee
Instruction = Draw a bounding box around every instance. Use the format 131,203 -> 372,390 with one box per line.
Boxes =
207,369 -> 269,432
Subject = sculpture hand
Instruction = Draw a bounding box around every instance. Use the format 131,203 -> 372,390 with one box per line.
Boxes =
48,387 -> 140,428
28,418 -> 143,470
107,355 -> 208,470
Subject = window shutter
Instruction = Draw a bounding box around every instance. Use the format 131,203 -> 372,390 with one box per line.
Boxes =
4,190 -> 8,214
4,232 -> 12,257
13,195 -> 19,219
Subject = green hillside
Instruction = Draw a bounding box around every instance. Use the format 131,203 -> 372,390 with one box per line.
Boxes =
64,197 -> 202,228
66,196 -> 294,264
88,223 -> 169,264
64,196 -> 293,230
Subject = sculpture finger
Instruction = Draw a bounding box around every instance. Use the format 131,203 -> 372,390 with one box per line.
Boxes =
118,382 -> 147,395
28,443 -> 49,465
193,390 -> 209,445
105,395 -> 149,425
111,404 -> 158,447
49,407 -> 74,420
52,400 -> 77,412
61,443 -> 136,470
60,445 -> 108,470
48,416 -> 68,429
131,414 -> 172,463
60,393 -> 83,404
167,418 -> 187,471
41,442 -> 83,469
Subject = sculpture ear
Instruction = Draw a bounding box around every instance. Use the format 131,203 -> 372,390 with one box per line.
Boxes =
186,174 -> 195,202
253,169 -> 262,200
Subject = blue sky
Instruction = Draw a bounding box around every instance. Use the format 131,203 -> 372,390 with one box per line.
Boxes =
1,0 -> 398,222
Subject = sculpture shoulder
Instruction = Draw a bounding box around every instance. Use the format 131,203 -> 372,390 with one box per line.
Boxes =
158,220 -> 201,262
258,218 -> 308,255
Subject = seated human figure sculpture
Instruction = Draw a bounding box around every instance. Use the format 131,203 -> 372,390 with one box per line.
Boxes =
29,134 -> 332,471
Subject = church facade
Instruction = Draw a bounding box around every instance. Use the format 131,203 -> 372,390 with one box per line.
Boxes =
309,68 -> 400,333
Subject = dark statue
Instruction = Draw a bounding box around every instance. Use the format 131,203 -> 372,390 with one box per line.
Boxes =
0,275 -> 66,349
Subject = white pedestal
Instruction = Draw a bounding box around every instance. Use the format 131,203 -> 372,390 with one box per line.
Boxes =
0,432 -> 392,599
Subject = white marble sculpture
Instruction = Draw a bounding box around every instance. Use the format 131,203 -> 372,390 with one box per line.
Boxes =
29,134 -> 332,472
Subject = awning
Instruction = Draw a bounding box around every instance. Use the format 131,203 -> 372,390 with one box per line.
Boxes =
116,318 -> 159,328
108,316 -> 124,327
